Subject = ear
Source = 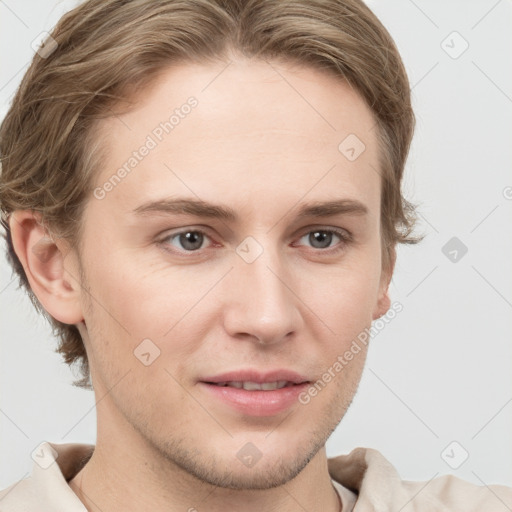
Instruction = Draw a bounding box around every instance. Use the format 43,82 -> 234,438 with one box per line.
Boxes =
9,210 -> 84,325
372,246 -> 396,320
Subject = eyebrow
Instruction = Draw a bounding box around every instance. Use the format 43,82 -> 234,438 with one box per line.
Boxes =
131,197 -> 368,221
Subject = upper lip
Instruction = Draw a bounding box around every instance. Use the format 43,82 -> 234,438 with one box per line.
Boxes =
201,369 -> 310,384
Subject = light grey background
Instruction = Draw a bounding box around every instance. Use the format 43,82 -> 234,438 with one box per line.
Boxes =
1,0 -> 511,490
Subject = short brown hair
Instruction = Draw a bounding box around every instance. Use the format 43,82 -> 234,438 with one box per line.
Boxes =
0,0 -> 419,389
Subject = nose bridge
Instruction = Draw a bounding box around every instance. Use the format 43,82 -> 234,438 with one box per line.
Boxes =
223,238 -> 300,344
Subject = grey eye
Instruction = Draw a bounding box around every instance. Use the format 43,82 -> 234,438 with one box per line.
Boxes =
299,230 -> 340,249
170,231 -> 206,251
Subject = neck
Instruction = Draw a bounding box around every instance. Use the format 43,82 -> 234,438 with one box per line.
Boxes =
69,424 -> 341,512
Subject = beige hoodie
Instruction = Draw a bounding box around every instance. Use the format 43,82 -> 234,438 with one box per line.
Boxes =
0,442 -> 510,511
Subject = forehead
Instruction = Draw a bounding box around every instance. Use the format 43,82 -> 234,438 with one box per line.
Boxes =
90,58 -> 380,221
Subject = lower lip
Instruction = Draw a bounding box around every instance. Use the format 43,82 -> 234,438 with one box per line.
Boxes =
199,382 -> 310,417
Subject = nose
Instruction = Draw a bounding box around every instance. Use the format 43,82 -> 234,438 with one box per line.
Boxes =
221,244 -> 302,345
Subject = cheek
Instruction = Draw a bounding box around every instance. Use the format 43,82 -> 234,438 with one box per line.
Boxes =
80,250 -> 216,376
84,248 -> 200,334
81,232 -> 382,376
296,255 -> 382,334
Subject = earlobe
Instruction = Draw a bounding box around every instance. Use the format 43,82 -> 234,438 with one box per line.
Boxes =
372,288 -> 391,320
372,246 -> 396,320
9,210 -> 84,325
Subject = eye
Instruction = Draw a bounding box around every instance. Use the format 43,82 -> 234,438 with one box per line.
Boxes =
164,230 -> 211,252
158,226 -> 351,256
296,228 -> 349,251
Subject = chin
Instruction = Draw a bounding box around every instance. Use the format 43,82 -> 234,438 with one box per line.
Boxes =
153,429 -> 328,490
181,451 -> 314,490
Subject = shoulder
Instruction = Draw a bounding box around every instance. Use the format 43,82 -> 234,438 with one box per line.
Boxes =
0,477 -> 39,511
0,442 -> 94,511
328,447 -> 512,511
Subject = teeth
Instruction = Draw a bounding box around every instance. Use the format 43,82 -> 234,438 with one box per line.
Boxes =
261,381 -> 289,390
243,381 -> 262,391
214,380 -> 291,390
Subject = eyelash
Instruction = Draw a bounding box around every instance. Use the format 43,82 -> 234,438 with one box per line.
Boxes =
158,227 -> 352,256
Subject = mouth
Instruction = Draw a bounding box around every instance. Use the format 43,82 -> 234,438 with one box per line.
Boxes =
204,380 -> 304,391
200,368 -> 310,387
198,370 -> 311,416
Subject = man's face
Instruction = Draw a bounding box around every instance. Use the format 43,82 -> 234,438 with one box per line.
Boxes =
72,57 -> 390,489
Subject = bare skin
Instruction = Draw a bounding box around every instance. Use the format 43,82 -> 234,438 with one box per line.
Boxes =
10,55 -> 393,511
